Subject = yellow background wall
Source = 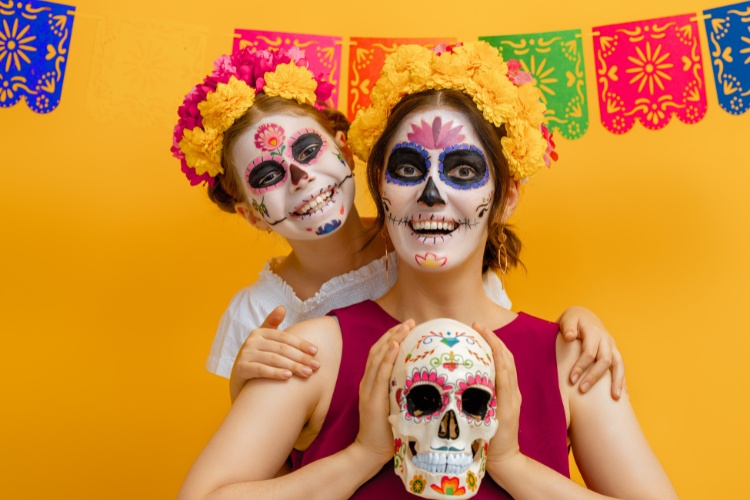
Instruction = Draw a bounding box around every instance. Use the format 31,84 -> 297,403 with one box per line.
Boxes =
1,0 -> 747,497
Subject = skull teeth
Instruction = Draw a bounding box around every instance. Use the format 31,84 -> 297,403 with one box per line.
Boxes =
412,451 -> 472,474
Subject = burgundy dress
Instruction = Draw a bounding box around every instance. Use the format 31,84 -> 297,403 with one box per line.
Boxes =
291,300 -> 569,498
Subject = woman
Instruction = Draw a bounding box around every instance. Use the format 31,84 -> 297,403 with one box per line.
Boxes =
172,46 -> 624,403
177,42 -> 676,498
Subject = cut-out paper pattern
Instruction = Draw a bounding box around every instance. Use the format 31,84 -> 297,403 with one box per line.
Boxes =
593,14 -> 708,134
234,29 -> 342,110
0,0 -> 75,113
86,16 -> 208,129
704,1 -> 750,115
481,30 -> 589,140
347,37 -> 455,121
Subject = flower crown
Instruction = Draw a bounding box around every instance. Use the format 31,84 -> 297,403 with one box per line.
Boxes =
171,47 -> 333,187
348,41 -> 557,181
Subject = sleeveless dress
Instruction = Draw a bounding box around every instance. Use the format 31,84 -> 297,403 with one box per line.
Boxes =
291,300 -> 569,498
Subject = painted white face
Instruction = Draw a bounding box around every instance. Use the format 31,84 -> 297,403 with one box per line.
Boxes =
389,318 -> 498,498
382,109 -> 494,271
232,114 -> 354,240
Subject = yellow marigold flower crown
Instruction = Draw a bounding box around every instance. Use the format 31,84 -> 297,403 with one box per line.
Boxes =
348,41 -> 557,181
171,47 -> 333,187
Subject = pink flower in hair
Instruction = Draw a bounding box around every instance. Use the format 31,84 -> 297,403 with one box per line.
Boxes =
506,59 -> 533,85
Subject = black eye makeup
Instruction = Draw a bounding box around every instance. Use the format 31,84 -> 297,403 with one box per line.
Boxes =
385,143 -> 430,186
246,159 -> 287,193
438,145 -> 489,190
290,130 -> 325,164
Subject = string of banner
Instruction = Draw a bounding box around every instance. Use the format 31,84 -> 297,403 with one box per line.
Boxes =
1,0 -> 748,138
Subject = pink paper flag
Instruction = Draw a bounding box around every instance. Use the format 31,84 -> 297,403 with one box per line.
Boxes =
593,14 -> 707,134
233,29 -> 342,109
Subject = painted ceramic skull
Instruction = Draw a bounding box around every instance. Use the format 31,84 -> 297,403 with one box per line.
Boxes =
389,318 -> 498,498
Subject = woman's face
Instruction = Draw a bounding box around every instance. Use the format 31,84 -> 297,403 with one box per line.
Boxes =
381,108 -> 494,272
232,114 -> 354,240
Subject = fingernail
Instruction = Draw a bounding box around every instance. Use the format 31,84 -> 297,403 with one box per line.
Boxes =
308,345 -> 318,355
301,367 -> 313,376
570,373 -> 579,384
310,360 -> 321,369
282,370 -> 293,378
616,387 -> 622,398
580,381 -> 590,392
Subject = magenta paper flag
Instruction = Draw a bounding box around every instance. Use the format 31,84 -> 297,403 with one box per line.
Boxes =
0,0 -> 75,113
233,29 -> 342,109
593,14 -> 708,134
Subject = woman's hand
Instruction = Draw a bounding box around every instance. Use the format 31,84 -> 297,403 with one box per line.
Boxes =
558,306 -> 624,400
229,306 -> 320,402
473,322 -> 523,467
355,319 -> 415,466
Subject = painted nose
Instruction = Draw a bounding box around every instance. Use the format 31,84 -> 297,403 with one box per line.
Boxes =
290,163 -> 309,186
438,410 -> 460,440
418,177 -> 446,207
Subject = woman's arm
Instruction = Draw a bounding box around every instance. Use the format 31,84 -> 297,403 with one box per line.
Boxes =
558,337 -> 677,499
179,317 -> 413,500
473,323 -> 676,499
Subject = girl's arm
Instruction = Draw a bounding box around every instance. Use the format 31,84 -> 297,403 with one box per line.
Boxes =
558,306 -> 625,399
229,305 -> 321,402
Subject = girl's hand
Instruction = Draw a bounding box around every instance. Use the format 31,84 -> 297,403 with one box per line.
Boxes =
229,306 -> 320,402
472,321 -> 523,466
558,306 -> 624,400
355,319 -> 415,465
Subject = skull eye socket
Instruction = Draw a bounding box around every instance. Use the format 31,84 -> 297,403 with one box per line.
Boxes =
460,387 -> 492,420
406,385 -> 443,417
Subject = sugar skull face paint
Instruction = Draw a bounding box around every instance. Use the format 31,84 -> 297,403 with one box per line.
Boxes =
232,114 -> 354,240
382,109 -> 494,271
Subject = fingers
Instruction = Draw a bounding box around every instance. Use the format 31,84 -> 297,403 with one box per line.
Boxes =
557,316 -> 580,343
237,328 -> 320,380
361,320 -> 415,393
259,305 -> 287,330
569,338 -> 597,385
609,346 -> 624,400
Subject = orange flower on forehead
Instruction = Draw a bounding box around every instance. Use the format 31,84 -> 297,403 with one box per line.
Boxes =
348,41 -> 557,181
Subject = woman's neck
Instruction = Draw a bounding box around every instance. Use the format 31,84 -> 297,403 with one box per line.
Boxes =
273,208 -> 385,300
377,254 -> 512,329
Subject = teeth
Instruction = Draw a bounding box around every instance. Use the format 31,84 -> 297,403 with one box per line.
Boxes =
412,452 -> 472,474
296,191 -> 332,215
412,220 -> 456,232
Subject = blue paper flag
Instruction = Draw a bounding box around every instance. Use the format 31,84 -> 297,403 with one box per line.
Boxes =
0,0 -> 75,113
704,1 -> 750,115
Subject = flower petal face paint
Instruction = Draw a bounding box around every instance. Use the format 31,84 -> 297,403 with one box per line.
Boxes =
382,109 -> 493,271
232,114 -> 354,240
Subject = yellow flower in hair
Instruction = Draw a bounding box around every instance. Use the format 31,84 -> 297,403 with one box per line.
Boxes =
263,63 -> 317,106
515,84 -> 547,128
349,105 -> 388,161
466,71 -> 515,126
199,76 -> 256,131
383,45 -> 433,80
179,127 -> 224,177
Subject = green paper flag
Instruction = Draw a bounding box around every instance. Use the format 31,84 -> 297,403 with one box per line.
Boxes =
481,30 -> 589,140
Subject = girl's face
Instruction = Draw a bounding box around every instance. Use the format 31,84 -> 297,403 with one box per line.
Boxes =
232,114 -> 354,240
382,108 -> 494,272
